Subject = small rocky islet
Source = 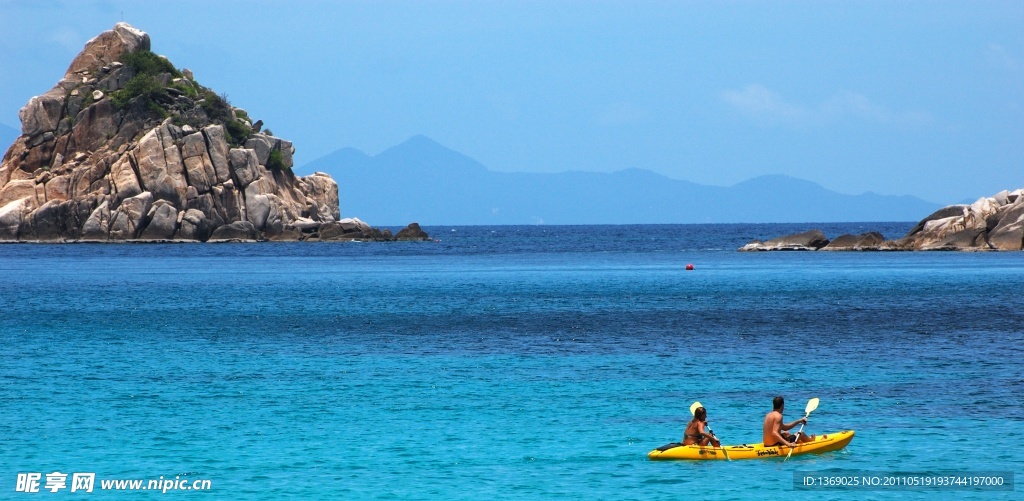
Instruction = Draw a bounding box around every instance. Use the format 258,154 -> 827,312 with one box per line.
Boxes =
740,188 -> 1024,251
0,23 -> 428,243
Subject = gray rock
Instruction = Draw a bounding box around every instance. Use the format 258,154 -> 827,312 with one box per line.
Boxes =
287,218 -> 321,232
72,99 -> 117,153
245,194 -> 271,230
176,208 -> 209,241
208,220 -> 258,241
81,201 -> 112,240
0,197 -> 32,240
202,125 -> 231,184
108,191 -> 153,239
904,205 -> 967,238
244,135 -> 274,166
134,125 -> 188,206
986,203 -> 1024,250
318,222 -> 347,240
820,232 -> 884,251
739,229 -> 829,251
64,22 -> 150,77
917,228 -> 988,251
97,66 -> 135,92
26,200 -> 64,240
228,148 -> 261,188
109,155 -> 142,203
139,201 -> 178,240
269,228 -> 303,241
395,222 -> 431,241
19,88 -> 66,137
0,180 -> 38,208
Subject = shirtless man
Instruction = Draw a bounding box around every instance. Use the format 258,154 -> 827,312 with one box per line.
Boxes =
762,396 -> 812,447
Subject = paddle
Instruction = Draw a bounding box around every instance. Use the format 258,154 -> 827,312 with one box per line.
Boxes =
689,401 -> 731,461
784,397 -> 820,462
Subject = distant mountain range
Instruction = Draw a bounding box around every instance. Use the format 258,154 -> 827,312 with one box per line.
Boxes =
299,135 -> 940,225
0,122 -> 18,151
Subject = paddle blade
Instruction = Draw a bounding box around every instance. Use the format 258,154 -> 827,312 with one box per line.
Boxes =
690,401 -> 703,416
805,398 -> 820,415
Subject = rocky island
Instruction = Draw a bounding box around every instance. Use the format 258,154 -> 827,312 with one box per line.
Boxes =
740,188 -> 1024,251
0,23 -> 428,243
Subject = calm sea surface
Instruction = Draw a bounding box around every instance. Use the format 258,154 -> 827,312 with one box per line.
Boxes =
1,224 -> 1021,499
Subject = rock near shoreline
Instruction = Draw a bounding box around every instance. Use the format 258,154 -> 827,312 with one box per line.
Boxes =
740,188 -> 1024,251
0,23 -> 428,243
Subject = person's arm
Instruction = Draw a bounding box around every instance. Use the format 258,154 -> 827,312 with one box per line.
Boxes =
781,417 -> 807,431
771,414 -> 798,447
771,428 -> 794,447
700,422 -> 722,446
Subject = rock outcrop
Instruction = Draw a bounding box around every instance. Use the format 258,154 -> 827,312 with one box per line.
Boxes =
739,188 -> 1024,251
0,23 -> 428,244
739,229 -> 829,251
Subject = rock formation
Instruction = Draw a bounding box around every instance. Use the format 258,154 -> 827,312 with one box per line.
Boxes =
738,229 -> 829,251
0,23 -> 427,243
739,188 -> 1024,251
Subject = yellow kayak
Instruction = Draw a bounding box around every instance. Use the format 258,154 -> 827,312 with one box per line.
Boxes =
648,429 -> 854,460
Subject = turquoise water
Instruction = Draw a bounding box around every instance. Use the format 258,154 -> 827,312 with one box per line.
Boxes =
1,224 -> 1021,499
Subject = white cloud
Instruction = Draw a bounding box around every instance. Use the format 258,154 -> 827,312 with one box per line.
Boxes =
47,27 -> 83,52
719,84 -> 806,124
596,102 -> 648,127
720,84 -> 932,128
985,43 -> 1019,72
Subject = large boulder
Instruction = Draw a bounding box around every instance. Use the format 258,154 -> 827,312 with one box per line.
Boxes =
739,229 -> 829,251
175,208 -> 209,241
987,203 -> 1024,250
65,22 -> 150,77
81,201 -> 112,240
25,200 -> 64,241
208,220 -> 258,241
0,197 -> 32,240
71,98 -> 117,153
139,200 -> 178,240
202,125 -> 232,184
19,88 -> 66,138
108,191 -> 153,239
395,222 -> 431,241
180,131 -> 217,193
134,125 -> 189,206
820,232 -> 884,251
0,179 -> 38,208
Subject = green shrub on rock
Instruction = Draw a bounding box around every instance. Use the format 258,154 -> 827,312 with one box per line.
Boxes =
111,74 -> 165,110
266,149 -> 288,170
225,119 -> 251,147
119,50 -> 181,78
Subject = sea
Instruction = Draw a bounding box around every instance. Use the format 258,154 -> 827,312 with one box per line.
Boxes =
1,223 -> 1021,500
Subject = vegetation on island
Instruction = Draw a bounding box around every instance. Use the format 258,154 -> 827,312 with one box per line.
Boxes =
109,49 -> 257,147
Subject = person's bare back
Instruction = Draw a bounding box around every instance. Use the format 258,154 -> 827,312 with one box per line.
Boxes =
762,409 -> 786,446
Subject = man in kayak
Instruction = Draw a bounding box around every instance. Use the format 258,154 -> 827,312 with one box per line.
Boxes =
762,396 -> 812,447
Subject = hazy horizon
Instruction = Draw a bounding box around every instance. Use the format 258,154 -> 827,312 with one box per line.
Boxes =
2,1 -> 1020,207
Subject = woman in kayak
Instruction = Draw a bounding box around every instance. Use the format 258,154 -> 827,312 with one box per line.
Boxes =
682,406 -> 720,447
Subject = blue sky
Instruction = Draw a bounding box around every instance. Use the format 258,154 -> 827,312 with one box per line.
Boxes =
1,0 -> 1020,204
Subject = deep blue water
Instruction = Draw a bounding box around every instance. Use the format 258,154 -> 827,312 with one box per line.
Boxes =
1,224 -> 1021,499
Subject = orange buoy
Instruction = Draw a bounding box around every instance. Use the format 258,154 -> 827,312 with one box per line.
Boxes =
685,263 -> 694,271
